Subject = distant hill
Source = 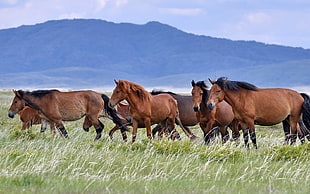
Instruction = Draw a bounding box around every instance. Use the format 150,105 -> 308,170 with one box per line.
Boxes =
1,19 -> 310,90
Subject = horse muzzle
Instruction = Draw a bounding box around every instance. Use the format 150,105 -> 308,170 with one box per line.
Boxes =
207,102 -> 215,110
193,106 -> 200,112
108,101 -> 115,108
8,111 -> 16,118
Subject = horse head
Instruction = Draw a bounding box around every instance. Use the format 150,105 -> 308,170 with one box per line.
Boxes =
8,90 -> 26,118
206,78 -> 226,110
109,80 -> 129,108
191,80 -> 209,112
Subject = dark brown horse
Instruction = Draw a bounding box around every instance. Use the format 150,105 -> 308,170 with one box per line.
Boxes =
207,77 -> 310,148
8,90 -> 128,140
108,80 -> 190,143
150,91 -> 198,139
191,80 -> 240,144
9,105 -> 56,135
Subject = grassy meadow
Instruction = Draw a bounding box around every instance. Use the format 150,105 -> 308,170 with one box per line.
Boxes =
1,91 -> 310,193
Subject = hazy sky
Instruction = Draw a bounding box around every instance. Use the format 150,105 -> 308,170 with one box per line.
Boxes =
1,0 -> 310,48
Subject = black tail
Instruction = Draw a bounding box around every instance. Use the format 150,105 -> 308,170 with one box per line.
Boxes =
301,93 -> 310,131
102,94 -> 130,132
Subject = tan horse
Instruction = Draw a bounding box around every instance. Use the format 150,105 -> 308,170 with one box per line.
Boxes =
207,77 -> 310,148
108,80 -> 189,143
191,80 -> 240,144
11,106 -> 56,135
8,90 -> 128,140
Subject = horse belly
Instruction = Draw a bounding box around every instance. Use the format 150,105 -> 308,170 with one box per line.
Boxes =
254,113 -> 289,126
59,105 -> 86,121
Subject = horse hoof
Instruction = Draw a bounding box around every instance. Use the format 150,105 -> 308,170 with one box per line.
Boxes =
40,129 -> 46,133
94,134 -> 102,141
83,127 -> 90,132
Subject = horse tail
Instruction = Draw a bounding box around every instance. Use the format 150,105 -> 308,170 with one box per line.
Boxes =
300,93 -> 310,132
101,94 -> 130,132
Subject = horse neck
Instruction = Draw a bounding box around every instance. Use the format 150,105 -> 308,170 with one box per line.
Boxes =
222,89 -> 241,109
126,91 -> 151,112
22,93 -> 42,111
200,90 -> 211,113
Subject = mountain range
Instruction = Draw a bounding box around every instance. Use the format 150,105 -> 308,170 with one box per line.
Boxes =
1,19 -> 310,91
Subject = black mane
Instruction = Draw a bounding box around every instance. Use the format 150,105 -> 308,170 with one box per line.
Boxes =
215,77 -> 258,91
26,89 -> 60,98
150,90 -> 177,96
194,81 -> 210,104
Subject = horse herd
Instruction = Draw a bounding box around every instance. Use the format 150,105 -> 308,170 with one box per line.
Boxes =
7,78 -> 310,148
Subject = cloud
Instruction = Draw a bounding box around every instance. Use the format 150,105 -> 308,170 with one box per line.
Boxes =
160,8 -> 203,16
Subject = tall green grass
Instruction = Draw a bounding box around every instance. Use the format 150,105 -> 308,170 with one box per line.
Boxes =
1,91 -> 310,193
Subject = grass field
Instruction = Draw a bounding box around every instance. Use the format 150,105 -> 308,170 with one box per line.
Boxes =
1,91 -> 310,193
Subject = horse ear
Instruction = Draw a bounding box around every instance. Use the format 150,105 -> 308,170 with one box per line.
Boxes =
15,90 -> 23,98
114,79 -> 119,85
191,80 -> 196,87
208,78 -> 215,85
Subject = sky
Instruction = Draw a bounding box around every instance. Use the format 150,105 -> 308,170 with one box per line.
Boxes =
0,0 -> 310,49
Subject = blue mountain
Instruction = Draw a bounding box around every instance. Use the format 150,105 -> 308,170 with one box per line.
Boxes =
1,19 -> 310,89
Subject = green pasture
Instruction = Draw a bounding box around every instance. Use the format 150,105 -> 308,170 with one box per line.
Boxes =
0,91 -> 310,193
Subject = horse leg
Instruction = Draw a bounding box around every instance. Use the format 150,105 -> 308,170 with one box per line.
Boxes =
175,115 -> 197,140
82,116 -> 92,132
40,120 -> 48,133
230,119 -> 241,142
94,120 -> 104,141
219,126 -> 229,144
144,118 -> 152,141
132,120 -> 139,143
152,124 -> 161,139
247,123 -> 257,149
55,122 -> 69,138
20,121 -> 28,131
289,117 -> 299,145
108,125 -> 128,142
282,120 -> 290,144
167,118 -> 180,141
299,119 -> 310,141
108,125 -> 119,140
296,122 -> 305,144
50,122 -> 56,136
204,120 -> 215,144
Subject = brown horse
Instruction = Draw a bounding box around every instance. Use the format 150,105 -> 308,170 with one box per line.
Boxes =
108,80 -> 189,143
191,80 -> 240,144
150,91 -> 198,139
207,77 -> 310,148
9,105 -> 56,135
8,90 -> 128,140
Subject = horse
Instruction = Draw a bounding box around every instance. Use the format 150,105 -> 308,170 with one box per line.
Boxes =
108,80 -> 189,143
8,90 -> 129,140
150,90 -> 198,139
191,80 -> 240,144
108,99 -> 190,141
108,100 -> 132,141
9,105 -> 56,135
207,77 -> 310,148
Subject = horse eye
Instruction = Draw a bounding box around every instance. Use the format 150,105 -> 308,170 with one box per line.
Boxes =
14,101 -> 18,104
116,91 -> 120,94
216,90 -> 221,93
